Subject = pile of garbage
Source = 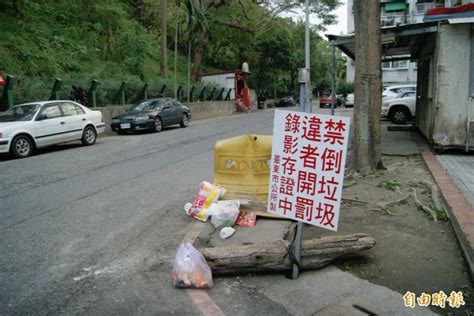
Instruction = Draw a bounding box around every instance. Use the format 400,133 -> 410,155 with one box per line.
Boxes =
184,181 -> 256,234
172,180 -> 257,289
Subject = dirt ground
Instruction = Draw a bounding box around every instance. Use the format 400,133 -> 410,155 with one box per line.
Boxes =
304,154 -> 473,315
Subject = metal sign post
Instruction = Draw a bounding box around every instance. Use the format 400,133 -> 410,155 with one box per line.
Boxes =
292,0 -> 311,280
293,68 -> 309,280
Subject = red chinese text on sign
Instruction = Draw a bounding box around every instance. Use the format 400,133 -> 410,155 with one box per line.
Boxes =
268,110 -> 350,231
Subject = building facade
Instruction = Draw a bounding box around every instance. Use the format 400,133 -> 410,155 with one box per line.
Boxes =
345,0 -> 470,85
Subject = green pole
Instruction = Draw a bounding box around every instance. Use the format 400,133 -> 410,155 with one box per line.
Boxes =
224,88 -> 232,101
159,84 -> 167,97
142,83 -> 149,100
176,85 -> 182,101
88,79 -> 99,107
49,78 -> 62,100
1,75 -> 16,110
207,87 -> 216,101
217,88 -> 225,101
114,81 -> 126,106
198,86 -> 207,101
189,86 -> 195,102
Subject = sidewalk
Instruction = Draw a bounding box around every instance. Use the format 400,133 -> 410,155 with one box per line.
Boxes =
436,154 -> 474,207
380,122 -> 474,279
421,149 -> 474,279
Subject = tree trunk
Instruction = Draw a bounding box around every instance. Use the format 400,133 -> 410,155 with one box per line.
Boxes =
174,1 -> 179,98
192,38 -> 206,81
200,234 -> 375,275
350,0 -> 383,172
187,41 -> 192,103
160,0 -> 168,76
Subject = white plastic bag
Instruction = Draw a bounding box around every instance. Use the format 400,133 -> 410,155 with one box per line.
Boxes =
171,243 -> 213,289
210,200 -> 240,228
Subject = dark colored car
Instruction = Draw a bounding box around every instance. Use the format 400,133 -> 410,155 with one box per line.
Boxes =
276,96 -> 296,107
319,94 -> 344,108
111,98 -> 191,134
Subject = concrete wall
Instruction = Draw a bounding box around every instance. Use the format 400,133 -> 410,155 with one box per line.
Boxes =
185,100 -> 235,121
433,23 -> 472,150
94,100 -> 236,135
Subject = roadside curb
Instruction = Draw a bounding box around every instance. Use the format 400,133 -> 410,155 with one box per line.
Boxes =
420,149 -> 474,280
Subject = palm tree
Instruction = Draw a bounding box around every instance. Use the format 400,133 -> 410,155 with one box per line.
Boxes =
184,0 -> 211,82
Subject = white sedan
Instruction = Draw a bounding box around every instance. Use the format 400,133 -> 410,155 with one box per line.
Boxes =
0,101 -> 105,158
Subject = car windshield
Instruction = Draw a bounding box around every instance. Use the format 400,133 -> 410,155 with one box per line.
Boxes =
130,99 -> 163,111
0,104 -> 40,122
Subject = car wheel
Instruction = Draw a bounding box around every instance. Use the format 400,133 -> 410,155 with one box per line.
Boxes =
180,113 -> 189,128
390,107 -> 410,125
81,126 -> 97,145
11,135 -> 34,158
154,117 -> 163,132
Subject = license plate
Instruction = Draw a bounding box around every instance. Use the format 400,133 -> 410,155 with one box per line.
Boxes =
120,123 -> 131,129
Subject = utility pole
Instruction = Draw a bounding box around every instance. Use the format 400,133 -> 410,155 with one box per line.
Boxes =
350,0 -> 383,172
292,0 -> 311,280
304,0 -> 311,113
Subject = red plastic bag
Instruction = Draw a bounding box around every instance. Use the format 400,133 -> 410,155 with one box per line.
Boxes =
236,211 -> 257,227
172,243 -> 213,289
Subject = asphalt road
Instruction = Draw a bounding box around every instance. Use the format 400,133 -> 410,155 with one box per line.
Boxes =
0,110 -> 289,314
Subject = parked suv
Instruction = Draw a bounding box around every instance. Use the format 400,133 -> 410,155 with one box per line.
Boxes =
381,91 -> 416,124
382,84 -> 416,102
344,93 -> 354,108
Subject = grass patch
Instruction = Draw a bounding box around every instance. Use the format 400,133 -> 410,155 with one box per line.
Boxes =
432,207 -> 449,221
378,180 -> 401,191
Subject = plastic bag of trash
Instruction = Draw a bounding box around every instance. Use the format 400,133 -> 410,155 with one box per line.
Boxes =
172,242 -> 213,289
188,181 -> 226,222
210,200 -> 240,228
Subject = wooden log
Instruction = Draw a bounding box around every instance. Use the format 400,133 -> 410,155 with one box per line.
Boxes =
200,233 -> 375,275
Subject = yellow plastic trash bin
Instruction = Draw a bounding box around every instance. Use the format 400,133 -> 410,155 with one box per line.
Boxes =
213,134 -> 272,203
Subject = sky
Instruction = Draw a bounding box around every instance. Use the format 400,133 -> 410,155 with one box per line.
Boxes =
284,0 -> 349,36
324,0 -> 348,35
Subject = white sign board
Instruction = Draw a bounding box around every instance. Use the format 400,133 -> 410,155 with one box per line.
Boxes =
267,110 -> 351,231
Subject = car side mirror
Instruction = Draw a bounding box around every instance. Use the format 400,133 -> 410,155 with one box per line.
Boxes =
37,114 -> 47,121
162,106 -> 169,111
